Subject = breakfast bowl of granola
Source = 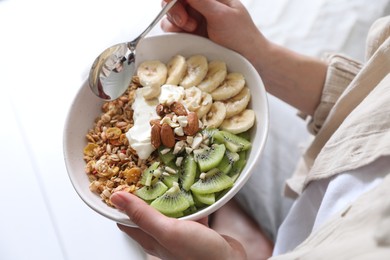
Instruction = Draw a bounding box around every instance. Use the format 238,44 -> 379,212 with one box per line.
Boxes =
63,33 -> 269,226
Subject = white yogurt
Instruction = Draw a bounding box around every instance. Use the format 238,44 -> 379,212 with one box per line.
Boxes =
158,85 -> 185,105
126,89 -> 159,160
126,85 -> 185,160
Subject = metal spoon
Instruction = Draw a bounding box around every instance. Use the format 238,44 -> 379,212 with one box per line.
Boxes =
89,0 -> 178,100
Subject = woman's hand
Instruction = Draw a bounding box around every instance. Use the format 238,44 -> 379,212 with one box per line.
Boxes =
110,191 -> 246,260
161,0 -> 265,63
161,0 -> 328,117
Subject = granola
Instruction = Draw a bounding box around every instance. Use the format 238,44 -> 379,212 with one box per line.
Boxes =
83,77 -> 156,206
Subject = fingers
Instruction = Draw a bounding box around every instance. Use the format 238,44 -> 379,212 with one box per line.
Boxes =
110,192 -> 244,259
160,18 -> 185,33
161,0 -> 197,32
186,0 -> 234,17
110,191 -> 170,236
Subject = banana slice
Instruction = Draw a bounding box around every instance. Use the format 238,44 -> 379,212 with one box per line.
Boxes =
220,109 -> 255,134
137,60 -> 167,99
182,86 -> 202,112
180,55 -> 208,89
166,55 -> 187,85
211,72 -> 245,101
202,101 -> 226,128
197,60 -> 227,93
142,85 -> 161,100
224,87 -> 251,118
196,92 -> 213,118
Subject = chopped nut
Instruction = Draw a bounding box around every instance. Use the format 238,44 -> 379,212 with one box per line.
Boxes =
177,115 -> 188,127
160,123 -> 175,148
191,134 -> 204,149
173,140 -> 185,154
165,166 -> 177,174
170,101 -> 188,116
151,124 -> 162,149
185,147 -> 193,154
156,104 -> 165,117
176,156 -> 184,167
160,148 -> 171,155
183,112 -> 199,136
160,116 -> 179,128
162,171 -> 171,177
174,126 -> 185,136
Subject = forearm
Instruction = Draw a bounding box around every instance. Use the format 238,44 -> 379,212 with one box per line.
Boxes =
244,37 -> 328,116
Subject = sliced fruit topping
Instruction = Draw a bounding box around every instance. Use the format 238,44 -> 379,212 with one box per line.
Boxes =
150,182 -> 190,215
229,150 -> 247,182
220,109 -> 255,134
213,130 -> 251,152
202,101 -> 226,129
195,143 -> 226,172
211,72 -> 245,101
135,181 -> 168,201
181,189 -> 195,207
180,55 -> 208,89
139,161 -> 160,186
166,55 -> 187,85
158,147 -> 176,164
181,154 -> 198,191
137,60 -> 167,99
190,168 -> 234,195
198,60 -> 227,93
196,92 -> 213,118
217,150 -> 240,174
192,192 -> 215,205
224,87 -> 251,118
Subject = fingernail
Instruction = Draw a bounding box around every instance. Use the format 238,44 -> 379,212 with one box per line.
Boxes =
110,192 -> 126,210
183,19 -> 196,31
172,14 -> 182,26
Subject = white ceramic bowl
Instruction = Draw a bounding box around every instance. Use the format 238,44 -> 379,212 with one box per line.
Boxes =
64,33 -> 269,226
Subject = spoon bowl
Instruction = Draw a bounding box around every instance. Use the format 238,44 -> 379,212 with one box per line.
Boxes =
89,0 -> 177,100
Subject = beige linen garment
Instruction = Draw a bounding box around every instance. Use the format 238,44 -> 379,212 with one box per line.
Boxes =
272,16 -> 390,259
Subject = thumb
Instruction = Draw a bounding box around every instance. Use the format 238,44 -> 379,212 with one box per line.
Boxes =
186,0 -> 237,17
110,191 -> 169,233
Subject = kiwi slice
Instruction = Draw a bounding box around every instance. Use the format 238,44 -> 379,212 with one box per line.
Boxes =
229,150 -> 247,182
238,130 -> 251,141
190,168 -> 234,195
181,189 -> 195,207
202,128 -> 219,139
165,211 -> 185,218
158,146 -> 176,164
181,154 -> 198,191
213,130 -> 251,153
135,181 -> 168,201
217,150 -> 240,174
183,205 -> 198,216
192,192 -> 215,205
151,182 -> 190,215
161,163 -> 180,188
139,161 -> 160,186
161,173 -> 179,188
195,143 -> 226,172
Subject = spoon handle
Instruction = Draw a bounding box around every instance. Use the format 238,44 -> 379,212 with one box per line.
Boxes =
129,0 -> 178,49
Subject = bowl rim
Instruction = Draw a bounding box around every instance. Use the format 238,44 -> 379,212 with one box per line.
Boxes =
63,32 -> 269,226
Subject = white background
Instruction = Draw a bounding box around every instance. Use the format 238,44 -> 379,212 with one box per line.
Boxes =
1,0 -> 389,259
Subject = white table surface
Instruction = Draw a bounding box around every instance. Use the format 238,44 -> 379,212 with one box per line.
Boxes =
1,0 -> 389,259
